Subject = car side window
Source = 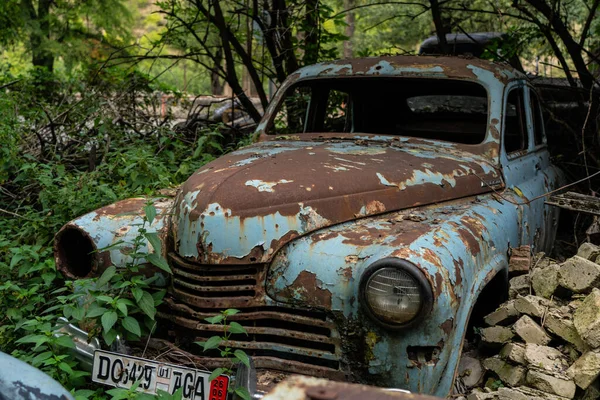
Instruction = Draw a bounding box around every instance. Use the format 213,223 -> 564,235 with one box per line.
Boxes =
529,90 -> 545,146
504,87 -> 529,154
272,86 -> 312,134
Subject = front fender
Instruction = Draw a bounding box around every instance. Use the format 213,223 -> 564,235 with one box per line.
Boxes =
54,197 -> 174,280
265,195 -> 517,396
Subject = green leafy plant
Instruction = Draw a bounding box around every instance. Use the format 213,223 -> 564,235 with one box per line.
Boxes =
61,200 -> 170,346
196,309 -> 252,400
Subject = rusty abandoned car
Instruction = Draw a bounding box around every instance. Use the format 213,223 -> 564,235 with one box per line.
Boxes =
53,55 -> 565,398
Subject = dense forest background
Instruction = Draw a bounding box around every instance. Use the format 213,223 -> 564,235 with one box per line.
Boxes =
1,1 -> 600,399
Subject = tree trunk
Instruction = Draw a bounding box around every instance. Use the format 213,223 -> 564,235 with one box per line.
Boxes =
302,0 -> 319,65
429,0 -> 449,54
211,0 -> 262,123
524,0 -> 596,89
211,47 -> 224,95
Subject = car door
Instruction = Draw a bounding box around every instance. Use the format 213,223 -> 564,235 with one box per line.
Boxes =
500,82 -> 549,251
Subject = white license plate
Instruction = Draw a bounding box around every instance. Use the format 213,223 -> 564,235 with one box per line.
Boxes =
92,350 -> 229,400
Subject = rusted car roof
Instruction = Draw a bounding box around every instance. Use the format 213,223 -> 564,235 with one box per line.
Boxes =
284,55 -> 523,84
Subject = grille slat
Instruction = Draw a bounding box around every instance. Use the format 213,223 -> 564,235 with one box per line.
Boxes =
165,253 -> 341,374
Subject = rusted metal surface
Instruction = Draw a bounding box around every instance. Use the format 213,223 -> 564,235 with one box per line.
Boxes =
262,376 -> 440,400
54,197 -> 174,279
55,55 -> 566,397
172,137 -> 501,265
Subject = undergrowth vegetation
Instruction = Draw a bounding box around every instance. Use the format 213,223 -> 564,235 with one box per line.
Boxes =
0,68 -> 247,399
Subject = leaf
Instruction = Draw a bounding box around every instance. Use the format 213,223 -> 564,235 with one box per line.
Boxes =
144,231 -> 161,253
198,336 -> 222,351
96,265 -> 116,288
103,329 -> 118,346
87,306 -> 108,318
146,253 -> 171,274
137,291 -> 156,320
223,309 -> 240,316
16,334 -> 49,347
32,351 -> 53,366
54,335 -> 75,349
116,301 -> 128,317
208,367 -> 226,382
72,307 -> 86,321
144,203 -> 157,225
204,314 -> 224,324
234,387 -> 252,400
132,287 -> 143,303
6,308 -> 21,320
96,295 -> 113,303
58,361 -> 73,374
10,254 -> 23,269
228,322 -> 247,335
105,388 -> 129,400
234,350 -> 250,368
122,316 -> 141,336
101,311 -> 118,333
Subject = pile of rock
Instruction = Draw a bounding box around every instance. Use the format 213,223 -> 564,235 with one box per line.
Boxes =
464,243 -> 600,400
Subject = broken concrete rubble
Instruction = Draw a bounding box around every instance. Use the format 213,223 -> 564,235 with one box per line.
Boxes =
545,310 -> 589,352
500,343 -> 526,365
576,243 -> 600,263
526,369 -> 576,398
513,315 -> 551,345
463,245 -> 600,399
531,263 -> 560,299
481,326 -> 515,346
558,256 -> 600,294
573,288 -> 600,349
484,300 -> 519,326
524,344 -> 570,373
567,350 -> 600,390
509,275 -> 531,299
483,357 -> 526,387
514,295 -> 552,318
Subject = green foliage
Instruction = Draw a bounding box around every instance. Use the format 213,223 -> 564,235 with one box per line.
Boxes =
195,309 -> 252,400
0,68 -> 231,398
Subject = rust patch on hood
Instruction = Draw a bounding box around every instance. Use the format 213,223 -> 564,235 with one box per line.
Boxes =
173,139 -> 500,263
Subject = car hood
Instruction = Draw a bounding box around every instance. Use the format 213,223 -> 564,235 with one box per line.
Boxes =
172,138 -> 501,264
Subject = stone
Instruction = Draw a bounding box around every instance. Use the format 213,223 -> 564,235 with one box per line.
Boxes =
574,288 -> 600,348
513,315 -> 551,345
467,390 -> 493,400
483,356 -> 526,386
523,343 -> 570,373
509,275 -> 530,299
484,300 -> 520,326
566,350 -> 600,389
509,245 -> 532,275
481,326 -> 515,346
457,355 -> 485,389
531,263 -> 560,299
558,256 -> 600,293
514,295 -> 553,318
582,380 -> 600,400
526,369 -> 576,398
496,386 -> 571,400
545,309 -> 589,352
577,242 -> 600,262
499,343 -> 526,365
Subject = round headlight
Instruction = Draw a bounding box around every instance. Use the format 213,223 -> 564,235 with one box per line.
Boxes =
360,259 -> 433,329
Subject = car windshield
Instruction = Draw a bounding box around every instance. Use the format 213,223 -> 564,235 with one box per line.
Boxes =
267,78 -> 489,145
